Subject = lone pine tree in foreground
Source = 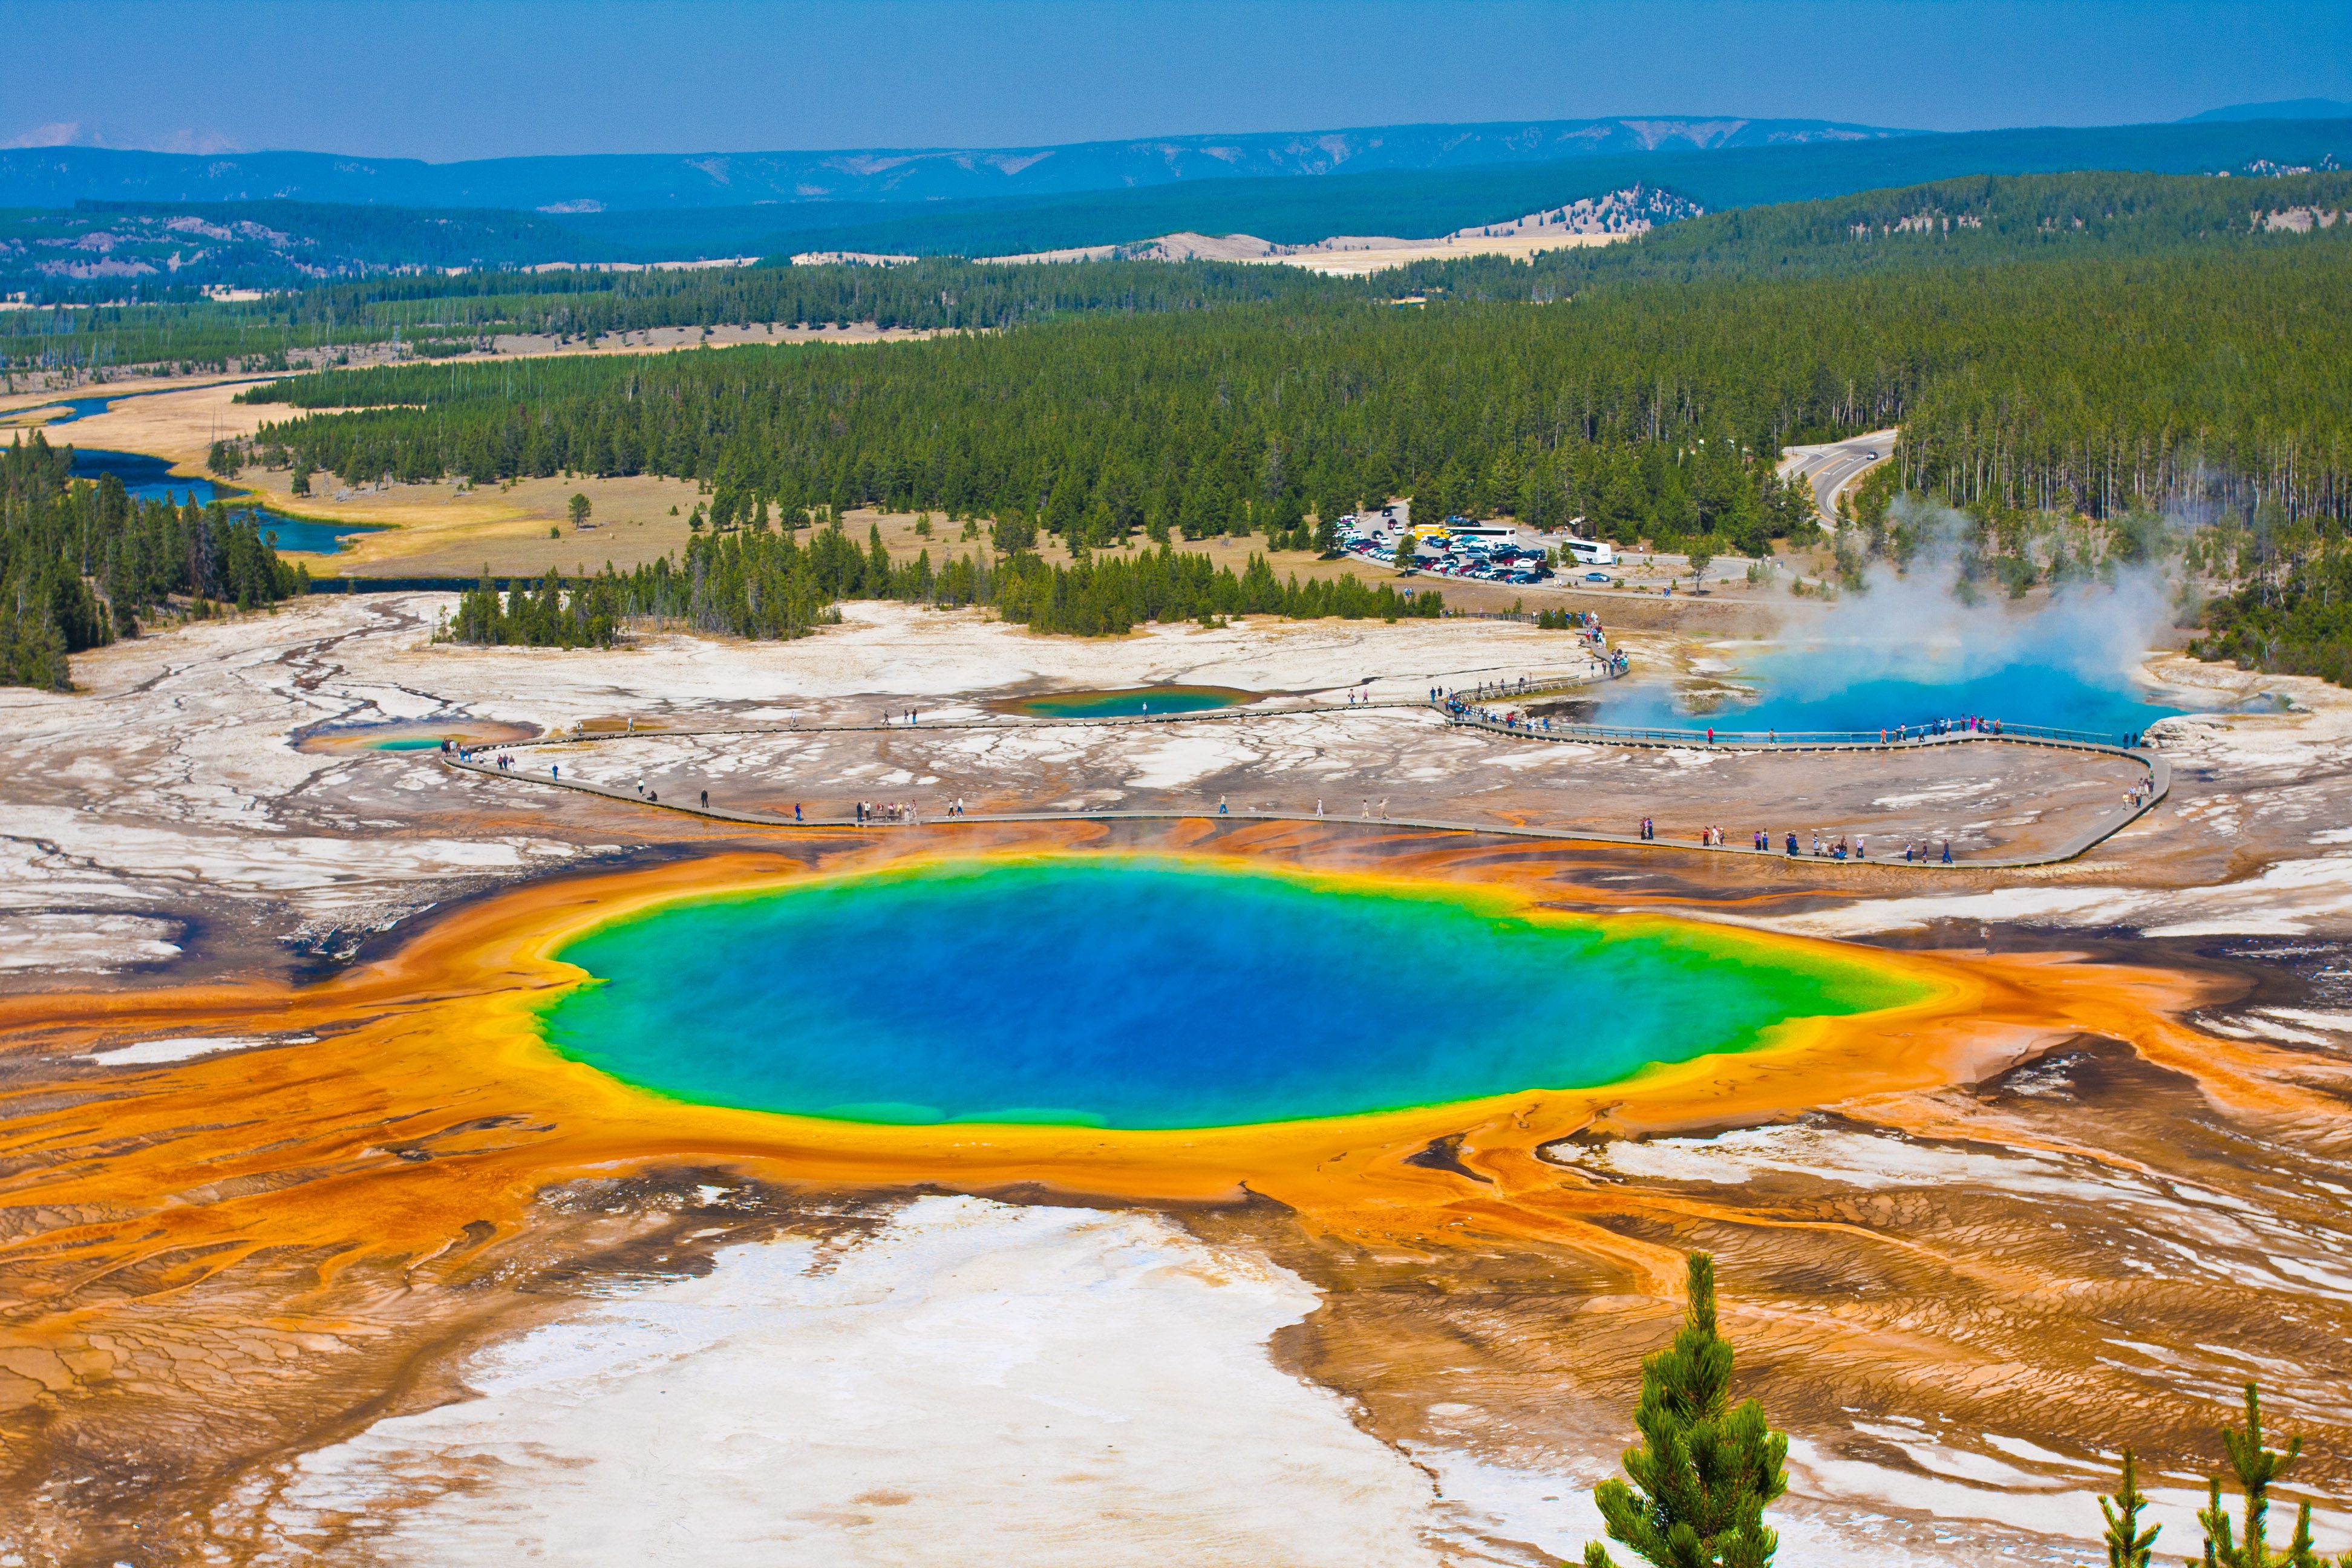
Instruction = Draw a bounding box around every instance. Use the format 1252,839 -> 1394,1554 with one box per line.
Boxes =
2194,1383 -> 2321,1568
1583,1252 -> 1789,1568
2097,1448 -> 2160,1567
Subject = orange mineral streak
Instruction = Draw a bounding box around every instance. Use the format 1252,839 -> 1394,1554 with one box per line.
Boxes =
0,824 -> 2310,1329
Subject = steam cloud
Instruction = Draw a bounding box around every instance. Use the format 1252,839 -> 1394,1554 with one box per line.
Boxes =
1773,557 -> 2178,701
1604,494 -> 2194,730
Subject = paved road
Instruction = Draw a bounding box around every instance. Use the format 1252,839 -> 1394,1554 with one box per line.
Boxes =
1777,430 -> 1900,531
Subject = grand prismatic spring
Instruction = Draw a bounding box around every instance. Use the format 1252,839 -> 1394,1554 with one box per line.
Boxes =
542,856 -> 1929,1129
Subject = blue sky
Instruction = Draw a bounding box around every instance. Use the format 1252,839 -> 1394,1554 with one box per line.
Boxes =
12,0 -> 2350,161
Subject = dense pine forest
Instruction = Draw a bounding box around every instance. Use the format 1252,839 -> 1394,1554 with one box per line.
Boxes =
2,258 -> 1353,374
240,301 -> 1816,556
444,524 -> 1444,648
2193,523 -> 2352,686
0,432 -> 309,687
240,240 -> 2352,546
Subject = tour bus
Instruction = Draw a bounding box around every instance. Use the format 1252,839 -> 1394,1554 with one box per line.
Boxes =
1562,537 -> 1617,567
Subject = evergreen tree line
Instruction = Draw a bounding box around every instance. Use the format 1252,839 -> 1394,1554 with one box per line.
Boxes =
238,240 -> 2352,565
1579,1253 -> 2350,1568
1,433 -> 309,688
443,523 -> 1443,648
2,256 -> 1351,373
2193,536 -> 2352,688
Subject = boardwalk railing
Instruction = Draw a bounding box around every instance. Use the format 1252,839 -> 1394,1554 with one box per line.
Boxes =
1441,710 -> 2134,750
439,693 -> 2171,872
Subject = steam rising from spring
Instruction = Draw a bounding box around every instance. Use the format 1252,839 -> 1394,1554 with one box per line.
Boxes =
1607,495 -> 2194,734
1779,523 -> 2178,698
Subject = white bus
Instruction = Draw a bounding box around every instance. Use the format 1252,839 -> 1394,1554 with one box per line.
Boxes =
1562,537 -> 1616,567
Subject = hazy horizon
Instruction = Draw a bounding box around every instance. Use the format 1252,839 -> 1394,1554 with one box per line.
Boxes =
13,0 -> 2350,164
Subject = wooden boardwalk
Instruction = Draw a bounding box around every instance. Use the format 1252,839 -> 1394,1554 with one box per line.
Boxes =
440,690 -> 2169,872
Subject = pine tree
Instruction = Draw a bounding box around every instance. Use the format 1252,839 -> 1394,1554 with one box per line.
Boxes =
2195,1384 -> 2320,1568
2097,1448 -> 2159,1567
1583,1253 -> 1788,1568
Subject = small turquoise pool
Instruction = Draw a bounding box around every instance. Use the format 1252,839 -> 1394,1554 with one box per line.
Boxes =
538,857 -> 1923,1130
1005,686 -> 1253,719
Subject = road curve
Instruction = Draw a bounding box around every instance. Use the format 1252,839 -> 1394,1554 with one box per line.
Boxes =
1777,430 -> 1900,531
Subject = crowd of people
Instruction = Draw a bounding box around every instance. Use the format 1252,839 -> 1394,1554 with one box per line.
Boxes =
1649,822 -> 1960,863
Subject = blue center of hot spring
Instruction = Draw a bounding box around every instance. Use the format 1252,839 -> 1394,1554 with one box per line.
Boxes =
539,858 -> 1917,1129
1012,686 -> 1247,719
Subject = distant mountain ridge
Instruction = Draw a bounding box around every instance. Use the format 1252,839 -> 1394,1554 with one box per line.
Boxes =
2182,99 -> 2352,123
0,116 -> 1914,211
10,116 -> 2352,300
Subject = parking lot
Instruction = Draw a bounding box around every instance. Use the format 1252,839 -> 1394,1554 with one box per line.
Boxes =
1337,513 -> 1616,589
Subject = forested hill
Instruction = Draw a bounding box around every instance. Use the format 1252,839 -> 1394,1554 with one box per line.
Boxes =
0,201 -> 635,296
1410,169 -> 2352,292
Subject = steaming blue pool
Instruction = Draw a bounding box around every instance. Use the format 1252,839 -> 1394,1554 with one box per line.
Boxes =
1594,587 -> 2204,742
1599,659 -> 2184,740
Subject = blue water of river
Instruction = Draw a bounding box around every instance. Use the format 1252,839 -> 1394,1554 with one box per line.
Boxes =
65,448 -> 383,555
34,394 -> 122,424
